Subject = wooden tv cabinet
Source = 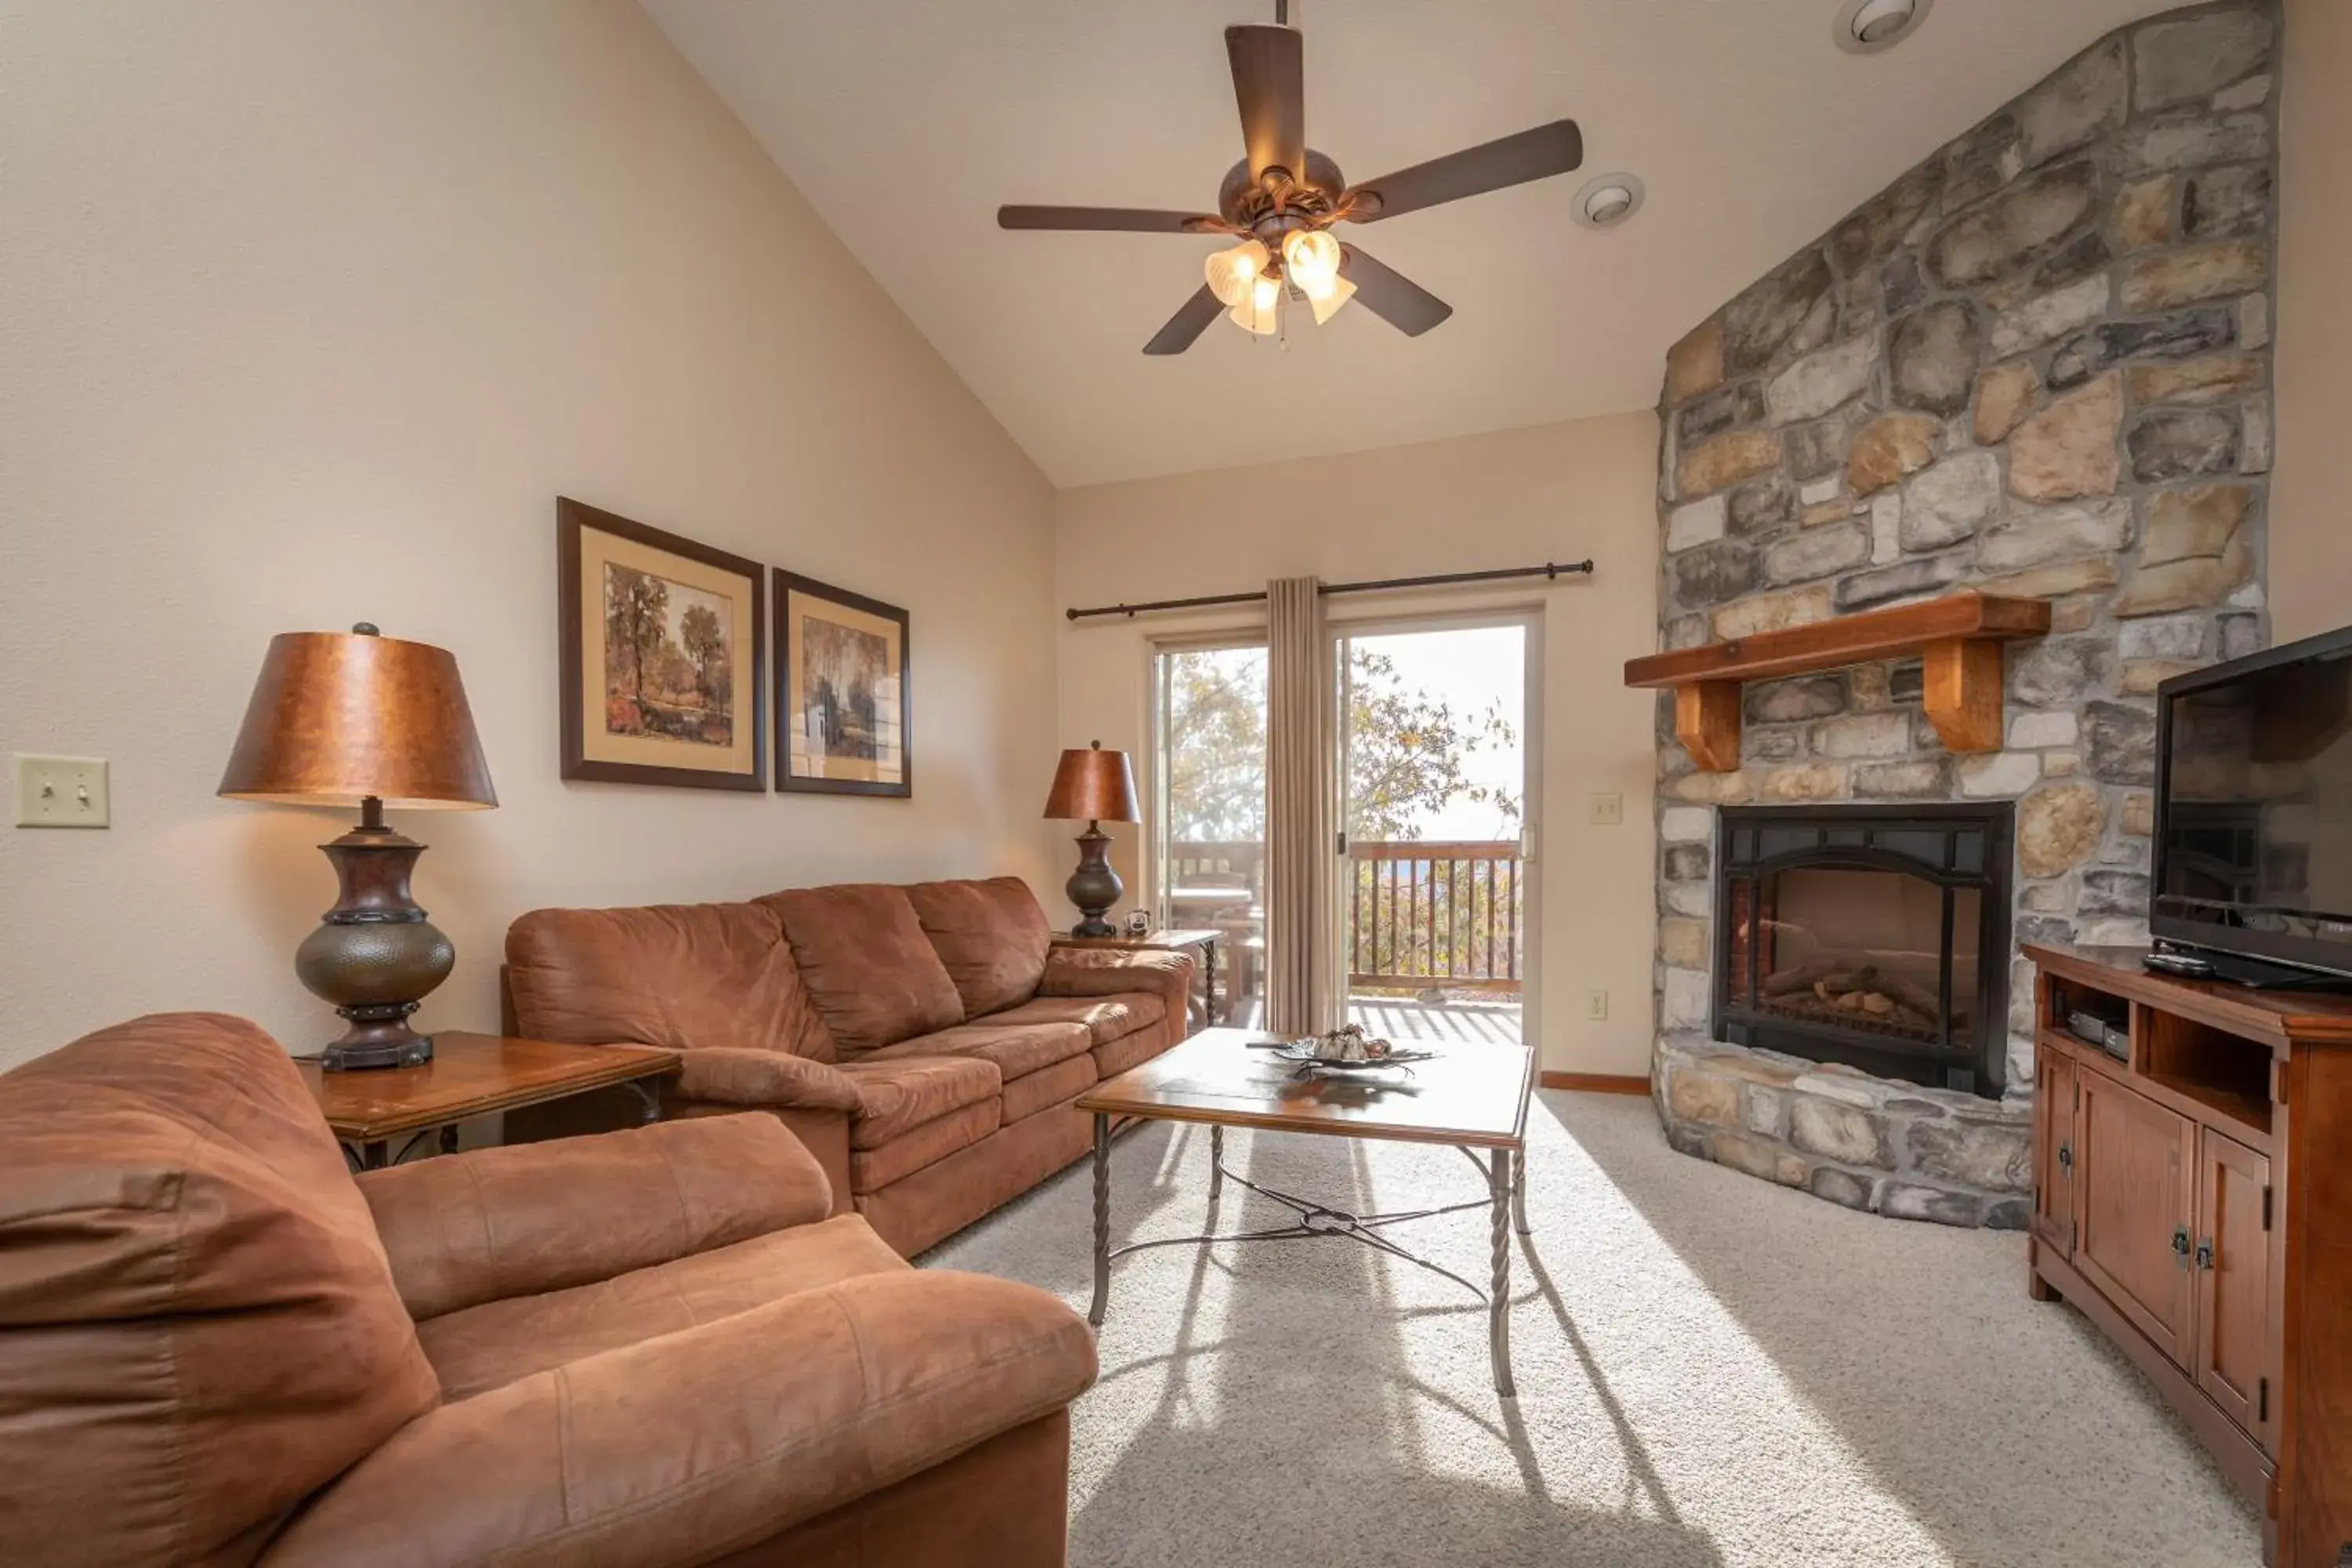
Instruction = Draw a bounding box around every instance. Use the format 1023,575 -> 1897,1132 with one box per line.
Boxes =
2024,944 -> 2352,1567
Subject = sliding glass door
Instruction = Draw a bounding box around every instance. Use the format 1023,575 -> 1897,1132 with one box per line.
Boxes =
1152,641 -> 1269,1026
1337,617 -> 1534,1047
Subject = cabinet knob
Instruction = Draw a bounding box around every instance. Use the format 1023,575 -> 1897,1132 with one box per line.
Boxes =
2056,1142 -> 2073,1173
2172,1225 -> 2192,1269
2195,1236 -> 2215,1272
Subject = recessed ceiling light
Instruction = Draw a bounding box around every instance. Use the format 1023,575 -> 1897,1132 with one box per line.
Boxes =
1835,0 -> 1933,54
1573,172 -> 1646,230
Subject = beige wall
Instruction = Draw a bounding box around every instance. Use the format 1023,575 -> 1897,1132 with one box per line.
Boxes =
0,0 -> 1058,1063
1054,413 -> 1662,1079
2272,0 -> 2352,642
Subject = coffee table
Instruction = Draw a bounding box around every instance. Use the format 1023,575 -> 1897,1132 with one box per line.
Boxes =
1076,1025 -> 1535,1396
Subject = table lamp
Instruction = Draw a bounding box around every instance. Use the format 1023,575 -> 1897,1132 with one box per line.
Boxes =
1043,741 -> 1140,938
218,624 -> 496,1070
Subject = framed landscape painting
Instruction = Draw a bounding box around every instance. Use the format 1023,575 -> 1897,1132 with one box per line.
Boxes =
557,497 -> 765,791
775,569 -> 909,797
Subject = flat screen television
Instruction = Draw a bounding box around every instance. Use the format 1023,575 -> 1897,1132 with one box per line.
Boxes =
2152,623 -> 2352,980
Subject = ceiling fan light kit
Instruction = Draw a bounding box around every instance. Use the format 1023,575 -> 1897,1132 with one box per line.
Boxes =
1836,0 -> 1932,54
998,6 -> 1588,354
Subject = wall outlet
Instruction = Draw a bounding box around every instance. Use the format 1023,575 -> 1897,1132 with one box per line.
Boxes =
1584,988 -> 1609,1022
1588,792 -> 1623,826
15,755 -> 111,828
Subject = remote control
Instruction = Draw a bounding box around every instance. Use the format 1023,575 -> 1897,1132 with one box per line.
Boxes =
2143,949 -> 2216,978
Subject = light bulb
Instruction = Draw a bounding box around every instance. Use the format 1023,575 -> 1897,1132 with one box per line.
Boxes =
1282,229 -> 1342,297
1203,240 -> 1270,308
1308,273 -> 1357,325
1229,273 -> 1283,336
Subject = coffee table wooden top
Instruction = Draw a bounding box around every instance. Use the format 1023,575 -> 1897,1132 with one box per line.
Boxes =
1077,1026 -> 1532,1149
299,1032 -> 678,1142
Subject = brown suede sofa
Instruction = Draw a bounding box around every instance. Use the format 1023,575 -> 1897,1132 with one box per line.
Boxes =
505,876 -> 1192,1256
0,1012 -> 1095,1566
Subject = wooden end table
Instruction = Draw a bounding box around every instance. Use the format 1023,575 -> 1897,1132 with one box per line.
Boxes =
299,1031 -> 679,1171
1051,927 -> 1222,1029
1076,1026 -> 1534,1396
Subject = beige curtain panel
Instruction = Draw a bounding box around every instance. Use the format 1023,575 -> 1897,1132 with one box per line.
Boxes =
1264,575 -> 1335,1037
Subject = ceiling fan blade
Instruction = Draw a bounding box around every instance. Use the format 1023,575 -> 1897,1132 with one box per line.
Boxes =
1338,245 -> 1453,336
1143,285 -> 1225,355
1225,24 -> 1305,187
1344,120 -> 1584,223
999,205 -> 1225,234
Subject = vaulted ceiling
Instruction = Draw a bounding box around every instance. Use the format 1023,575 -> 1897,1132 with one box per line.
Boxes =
645,0 -> 2181,488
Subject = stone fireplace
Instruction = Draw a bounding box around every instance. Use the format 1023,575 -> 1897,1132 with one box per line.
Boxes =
1646,2 -> 2280,1227
1715,804 -> 2012,1097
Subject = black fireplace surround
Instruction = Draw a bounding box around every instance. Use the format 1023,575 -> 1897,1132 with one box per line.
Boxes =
1712,804 -> 2013,1099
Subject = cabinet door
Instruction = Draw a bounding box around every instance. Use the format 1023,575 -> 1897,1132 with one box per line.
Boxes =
2193,1127 -> 2274,1441
2032,1049 -> 2078,1256
2073,1067 -> 2197,1365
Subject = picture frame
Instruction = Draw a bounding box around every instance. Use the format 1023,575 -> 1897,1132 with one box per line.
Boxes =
774,569 -> 911,797
557,497 -> 766,791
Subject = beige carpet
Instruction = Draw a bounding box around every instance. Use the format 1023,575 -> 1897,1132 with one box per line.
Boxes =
924,1090 -> 2260,1568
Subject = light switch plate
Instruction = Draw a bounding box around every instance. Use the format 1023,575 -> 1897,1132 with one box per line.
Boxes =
1585,989 -> 1609,1022
15,755 -> 110,828
1588,792 -> 1624,826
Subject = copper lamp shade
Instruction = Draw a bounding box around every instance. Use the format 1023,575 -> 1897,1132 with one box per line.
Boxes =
1042,744 -> 1139,825
220,630 -> 495,809
1043,742 -> 1138,938
220,626 -> 495,1072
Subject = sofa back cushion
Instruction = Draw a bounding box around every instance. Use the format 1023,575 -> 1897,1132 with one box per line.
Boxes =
904,877 -> 1053,1019
0,1012 -> 441,1566
759,884 -> 964,1053
506,901 -> 838,1062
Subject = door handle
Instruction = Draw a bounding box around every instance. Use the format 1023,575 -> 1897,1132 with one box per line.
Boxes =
2172,1225 -> 2192,1269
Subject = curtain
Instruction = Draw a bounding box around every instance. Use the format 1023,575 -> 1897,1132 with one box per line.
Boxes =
1265,576 -> 1334,1036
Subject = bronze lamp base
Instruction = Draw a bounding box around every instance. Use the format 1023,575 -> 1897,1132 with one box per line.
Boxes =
296,797 -> 455,1071
1065,821 -> 1124,938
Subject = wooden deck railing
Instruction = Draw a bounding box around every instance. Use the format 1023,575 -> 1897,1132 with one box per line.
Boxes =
1163,837 -> 1525,1000
1346,840 -> 1523,995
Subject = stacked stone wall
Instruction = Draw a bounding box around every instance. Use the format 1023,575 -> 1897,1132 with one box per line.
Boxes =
1648,2 -> 2281,1219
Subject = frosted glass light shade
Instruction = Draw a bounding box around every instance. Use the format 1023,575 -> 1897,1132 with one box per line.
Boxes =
1308,273 -> 1357,325
1203,239 -> 1271,307
1282,229 -> 1341,297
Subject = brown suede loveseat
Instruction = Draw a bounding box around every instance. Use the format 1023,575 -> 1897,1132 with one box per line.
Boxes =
506,876 -> 1192,1256
0,1012 -> 1095,1566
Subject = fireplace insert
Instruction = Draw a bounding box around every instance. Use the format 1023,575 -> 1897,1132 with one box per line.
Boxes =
1713,804 -> 2013,1098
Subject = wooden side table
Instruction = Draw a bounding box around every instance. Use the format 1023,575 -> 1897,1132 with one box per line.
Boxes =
1051,928 -> 1221,1029
299,1031 -> 679,1171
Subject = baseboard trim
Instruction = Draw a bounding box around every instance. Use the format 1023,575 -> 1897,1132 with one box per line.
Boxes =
1539,1071 -> 1650,1096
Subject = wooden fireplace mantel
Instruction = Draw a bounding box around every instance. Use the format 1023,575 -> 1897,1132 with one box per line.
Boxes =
1624,591 -> 2052,772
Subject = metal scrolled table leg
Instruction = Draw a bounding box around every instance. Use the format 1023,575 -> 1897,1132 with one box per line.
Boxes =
1209,1123 -> 1225,1206
1490,1146 -> 1516,1399
1088,1112 -> 1112,1327
1513,1143 -> 1531,1237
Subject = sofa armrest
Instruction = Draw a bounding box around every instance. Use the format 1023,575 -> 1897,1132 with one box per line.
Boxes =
356,1114 -> 831,1321
670,1045 -> 864,1112
257,1269 -> 1096,1568
1039,947 -> 1192,1018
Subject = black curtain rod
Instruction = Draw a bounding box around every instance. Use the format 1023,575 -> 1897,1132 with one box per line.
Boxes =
1064,558 -> 1595,622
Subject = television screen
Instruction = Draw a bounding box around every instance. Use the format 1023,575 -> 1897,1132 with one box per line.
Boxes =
2156,634 -> 2352,973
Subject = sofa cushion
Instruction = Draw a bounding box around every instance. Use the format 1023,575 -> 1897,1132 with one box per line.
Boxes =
417,1214 -> 906,1403
762,884 -> 965,1052
1093,1025 -> 1172,1082
1000,1054 -> 1099,1124
0,1012 -> 442,1566
849,1101 -> 1002,1193
984,993 -> 1166,1046
903,877 -> 1053,1018
837,1055 -> 1002,1149
507,901 -> 838,1061
866,1021 -> 1094,1083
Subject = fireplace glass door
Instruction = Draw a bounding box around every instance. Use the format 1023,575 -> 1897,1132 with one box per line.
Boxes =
1715,806 -> 2011,1097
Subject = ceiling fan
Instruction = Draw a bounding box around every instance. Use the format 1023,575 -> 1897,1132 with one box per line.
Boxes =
997,3 -> 1584,354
